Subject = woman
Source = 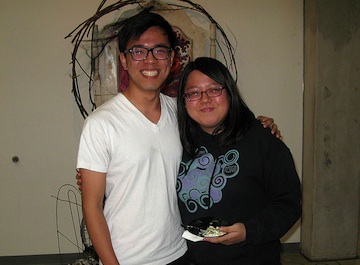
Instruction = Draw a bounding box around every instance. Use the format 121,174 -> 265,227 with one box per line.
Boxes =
176,57 -> 301,265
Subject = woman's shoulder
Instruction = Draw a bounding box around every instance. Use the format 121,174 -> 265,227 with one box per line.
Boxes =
247,119 -> 268,135
245,119 -> 285,148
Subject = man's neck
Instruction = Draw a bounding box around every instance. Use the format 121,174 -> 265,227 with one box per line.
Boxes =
123,87 -> 162,124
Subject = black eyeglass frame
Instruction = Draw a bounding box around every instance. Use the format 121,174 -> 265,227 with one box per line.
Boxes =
183,87 -> 226,101
124,46 -> 172,61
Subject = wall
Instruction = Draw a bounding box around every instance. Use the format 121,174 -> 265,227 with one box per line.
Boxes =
0,0 -> 303,256
302,0 -> 360,260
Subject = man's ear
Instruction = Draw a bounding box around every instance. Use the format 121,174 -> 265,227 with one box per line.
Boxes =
120,53 -> 128,70
170,49 -> 175,66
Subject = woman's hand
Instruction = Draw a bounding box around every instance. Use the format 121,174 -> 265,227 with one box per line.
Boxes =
257,115 -> 282,140
203,222 -> 246,245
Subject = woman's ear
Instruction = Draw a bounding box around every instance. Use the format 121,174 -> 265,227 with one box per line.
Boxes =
120,53 -> 128,70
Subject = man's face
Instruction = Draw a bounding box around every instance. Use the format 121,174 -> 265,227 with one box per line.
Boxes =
120,26 -> 174,93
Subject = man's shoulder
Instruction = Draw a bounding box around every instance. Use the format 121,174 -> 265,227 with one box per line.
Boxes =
160,93 -> 176,105
89,94 -> 123,115
160,93 -> 177,110
160,93 -> 176,102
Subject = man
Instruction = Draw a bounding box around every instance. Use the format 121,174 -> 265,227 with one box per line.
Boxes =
77,11 -> 188,265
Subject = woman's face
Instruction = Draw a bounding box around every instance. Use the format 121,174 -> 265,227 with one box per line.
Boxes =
184,70 -> 230,134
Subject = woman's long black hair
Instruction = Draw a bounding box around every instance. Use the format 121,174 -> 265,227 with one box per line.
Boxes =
177,57 -> 255,155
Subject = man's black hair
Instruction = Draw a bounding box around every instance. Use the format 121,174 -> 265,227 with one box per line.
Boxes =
118,9 -> 177,52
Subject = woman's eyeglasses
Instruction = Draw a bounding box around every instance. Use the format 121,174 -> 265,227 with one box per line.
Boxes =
184,87 -> 225,101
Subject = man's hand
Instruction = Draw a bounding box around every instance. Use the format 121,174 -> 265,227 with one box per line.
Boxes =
257,115 -> 282,140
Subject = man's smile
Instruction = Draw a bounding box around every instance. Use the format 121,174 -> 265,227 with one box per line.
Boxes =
141,70 -> 159,77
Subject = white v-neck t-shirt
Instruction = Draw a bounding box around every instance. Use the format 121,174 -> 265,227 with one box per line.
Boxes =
77,93 -> 187,265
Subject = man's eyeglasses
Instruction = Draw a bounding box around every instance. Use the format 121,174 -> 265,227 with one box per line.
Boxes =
183,87 -> 225,101
124,46 -> 172,61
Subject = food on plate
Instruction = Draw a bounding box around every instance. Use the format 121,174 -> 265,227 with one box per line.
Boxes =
202,225 -> 226,237
187,217 -> 229,237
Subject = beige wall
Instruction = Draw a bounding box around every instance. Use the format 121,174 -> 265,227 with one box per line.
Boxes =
0,0 -> 303,256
